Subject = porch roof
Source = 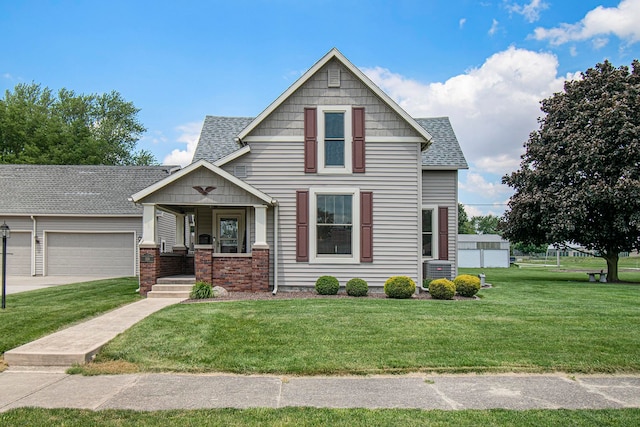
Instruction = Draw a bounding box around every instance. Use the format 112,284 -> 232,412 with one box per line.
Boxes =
130,159 -> 276,206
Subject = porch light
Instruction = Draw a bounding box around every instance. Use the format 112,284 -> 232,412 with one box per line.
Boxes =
1,221 -> 10,309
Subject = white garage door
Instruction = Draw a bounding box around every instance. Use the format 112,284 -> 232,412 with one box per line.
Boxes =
0,231 -> 32,276
46,233 -> 135,276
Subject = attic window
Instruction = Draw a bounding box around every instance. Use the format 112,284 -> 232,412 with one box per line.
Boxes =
328,68 -> 340,88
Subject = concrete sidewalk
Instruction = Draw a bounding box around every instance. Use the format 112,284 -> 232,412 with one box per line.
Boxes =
1,371 -> 639,412
4,298 -> 183,366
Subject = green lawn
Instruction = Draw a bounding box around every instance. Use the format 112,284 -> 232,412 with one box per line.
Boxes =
2,407 -> 639,426
89,267 -> 640,375
0,277 -> 141,356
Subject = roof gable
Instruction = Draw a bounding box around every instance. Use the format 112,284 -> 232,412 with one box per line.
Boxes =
237,48 -> 433,144
131,159 -> 275,205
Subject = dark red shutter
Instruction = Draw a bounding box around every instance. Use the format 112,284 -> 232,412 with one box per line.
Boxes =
360,191 -> 373,262
438,206 -> 449,260
352,107 -> 365,173
304,108 -> 317,173
296,191 -> 309,261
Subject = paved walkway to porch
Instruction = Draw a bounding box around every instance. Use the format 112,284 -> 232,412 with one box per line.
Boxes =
4,297 -> 184,367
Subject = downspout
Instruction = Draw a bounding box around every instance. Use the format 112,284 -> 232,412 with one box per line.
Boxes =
30,216 -> 37,276
272,202 -> 279,295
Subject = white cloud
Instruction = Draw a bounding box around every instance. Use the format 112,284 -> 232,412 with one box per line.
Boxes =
363,46 -> 575,178
459,18 -> 467,29
162,121 -> 203,167
532,0 -> 640,46
2,73 -> 12,79
460,173 -> 511,198
489,19 -> 499,36
506,0 -> 549,23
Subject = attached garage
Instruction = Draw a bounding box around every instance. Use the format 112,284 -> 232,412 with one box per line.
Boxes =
0,231 -> 32,276
45,232 -> 136,276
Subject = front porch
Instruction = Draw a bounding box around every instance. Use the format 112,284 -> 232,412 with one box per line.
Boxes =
131,160 -> 276,296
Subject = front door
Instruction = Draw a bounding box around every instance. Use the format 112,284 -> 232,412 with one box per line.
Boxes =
215,210 -> 246,253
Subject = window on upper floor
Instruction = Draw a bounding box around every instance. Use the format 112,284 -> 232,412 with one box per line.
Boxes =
304,106 -> 365,175
318,106 -> 352,174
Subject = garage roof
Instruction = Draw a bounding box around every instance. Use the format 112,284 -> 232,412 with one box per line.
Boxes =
0,165 -> 177,216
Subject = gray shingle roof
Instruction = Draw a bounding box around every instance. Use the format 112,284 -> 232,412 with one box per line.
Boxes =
0,165 -> 177,215
416,117 -> 468,169
193,115 -> 468,169
192,116 -> 253,163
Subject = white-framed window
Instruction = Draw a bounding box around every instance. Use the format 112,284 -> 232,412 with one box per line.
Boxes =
318,106 -> 352,174
310,187 -> 360,263
422,206 -> 437,259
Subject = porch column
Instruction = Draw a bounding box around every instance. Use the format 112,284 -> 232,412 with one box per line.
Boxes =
140,203 -> 157,246
173,213 -> 187,253
252,205 -> 269,291
139,203 -> 159,296
253,205 -> 268,249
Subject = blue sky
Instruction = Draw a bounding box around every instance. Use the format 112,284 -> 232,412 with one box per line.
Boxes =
2,0 -> 639,217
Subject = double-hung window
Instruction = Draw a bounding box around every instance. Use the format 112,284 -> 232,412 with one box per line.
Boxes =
309,188 -> 360,263
318,106 -> 352,174
422,208 -> 435,258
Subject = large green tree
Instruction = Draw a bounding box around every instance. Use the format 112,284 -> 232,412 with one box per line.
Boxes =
458,203 -> 474,234
0,83 -> 156,165
502,60 -> 640,282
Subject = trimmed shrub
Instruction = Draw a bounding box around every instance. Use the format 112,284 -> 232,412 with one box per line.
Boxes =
315,275 -> 340,295
454,274 -> 481,297
429,278 -> 456,300
190,281 -> 213,299
346,278 -> 369,297
384,276 -> 416,299
422,278 -> 433,289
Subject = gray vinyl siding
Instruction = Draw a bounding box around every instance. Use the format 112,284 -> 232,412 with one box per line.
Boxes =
422,170 -> 459,275
157,211 -> 176,252
252,58 -> 421,139
224,140 -> 420,290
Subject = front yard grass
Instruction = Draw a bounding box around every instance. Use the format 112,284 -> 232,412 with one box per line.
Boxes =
89,268 -> 640,375
2,407 -> 640,426
0,277 -> 141,356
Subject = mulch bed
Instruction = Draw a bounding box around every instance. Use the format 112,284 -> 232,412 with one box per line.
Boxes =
183,290 -> 482,303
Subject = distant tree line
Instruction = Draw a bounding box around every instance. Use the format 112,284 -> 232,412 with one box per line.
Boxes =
0,82 -> 156,165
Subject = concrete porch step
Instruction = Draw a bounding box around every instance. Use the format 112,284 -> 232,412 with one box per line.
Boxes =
151,284 -> 194,292
148,284 -> 192,299
156,276 -> 196,285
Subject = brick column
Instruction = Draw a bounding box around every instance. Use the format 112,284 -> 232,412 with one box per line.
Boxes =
195,246 -> 213,284
251,247 -> 270,292
139,246 -> 160,296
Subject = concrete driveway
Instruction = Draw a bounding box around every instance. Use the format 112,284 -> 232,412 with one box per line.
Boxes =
3,276 -> 131,295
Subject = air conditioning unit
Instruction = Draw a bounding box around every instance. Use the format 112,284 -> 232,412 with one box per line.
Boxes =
424,260 -> 453,280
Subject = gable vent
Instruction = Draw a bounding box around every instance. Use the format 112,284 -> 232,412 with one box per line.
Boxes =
234,165 -> 247,178
328,68 -> 341,88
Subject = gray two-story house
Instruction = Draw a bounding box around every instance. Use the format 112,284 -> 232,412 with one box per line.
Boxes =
132,48 -> 468,294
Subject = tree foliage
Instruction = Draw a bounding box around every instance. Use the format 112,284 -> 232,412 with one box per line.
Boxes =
502,60 -> 640,282
458,203 -> 474,234
471,214 -> 500,235
0,83 -> 156,165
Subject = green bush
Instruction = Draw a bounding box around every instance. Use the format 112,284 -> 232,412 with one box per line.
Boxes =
429,278 -> 456,300
422,278 -> 433,289
453,274 -> 481,297
346,278 -> 369,297
315,275 -> 340,295
384,276 -> 416,299
190,281 -> 213,299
